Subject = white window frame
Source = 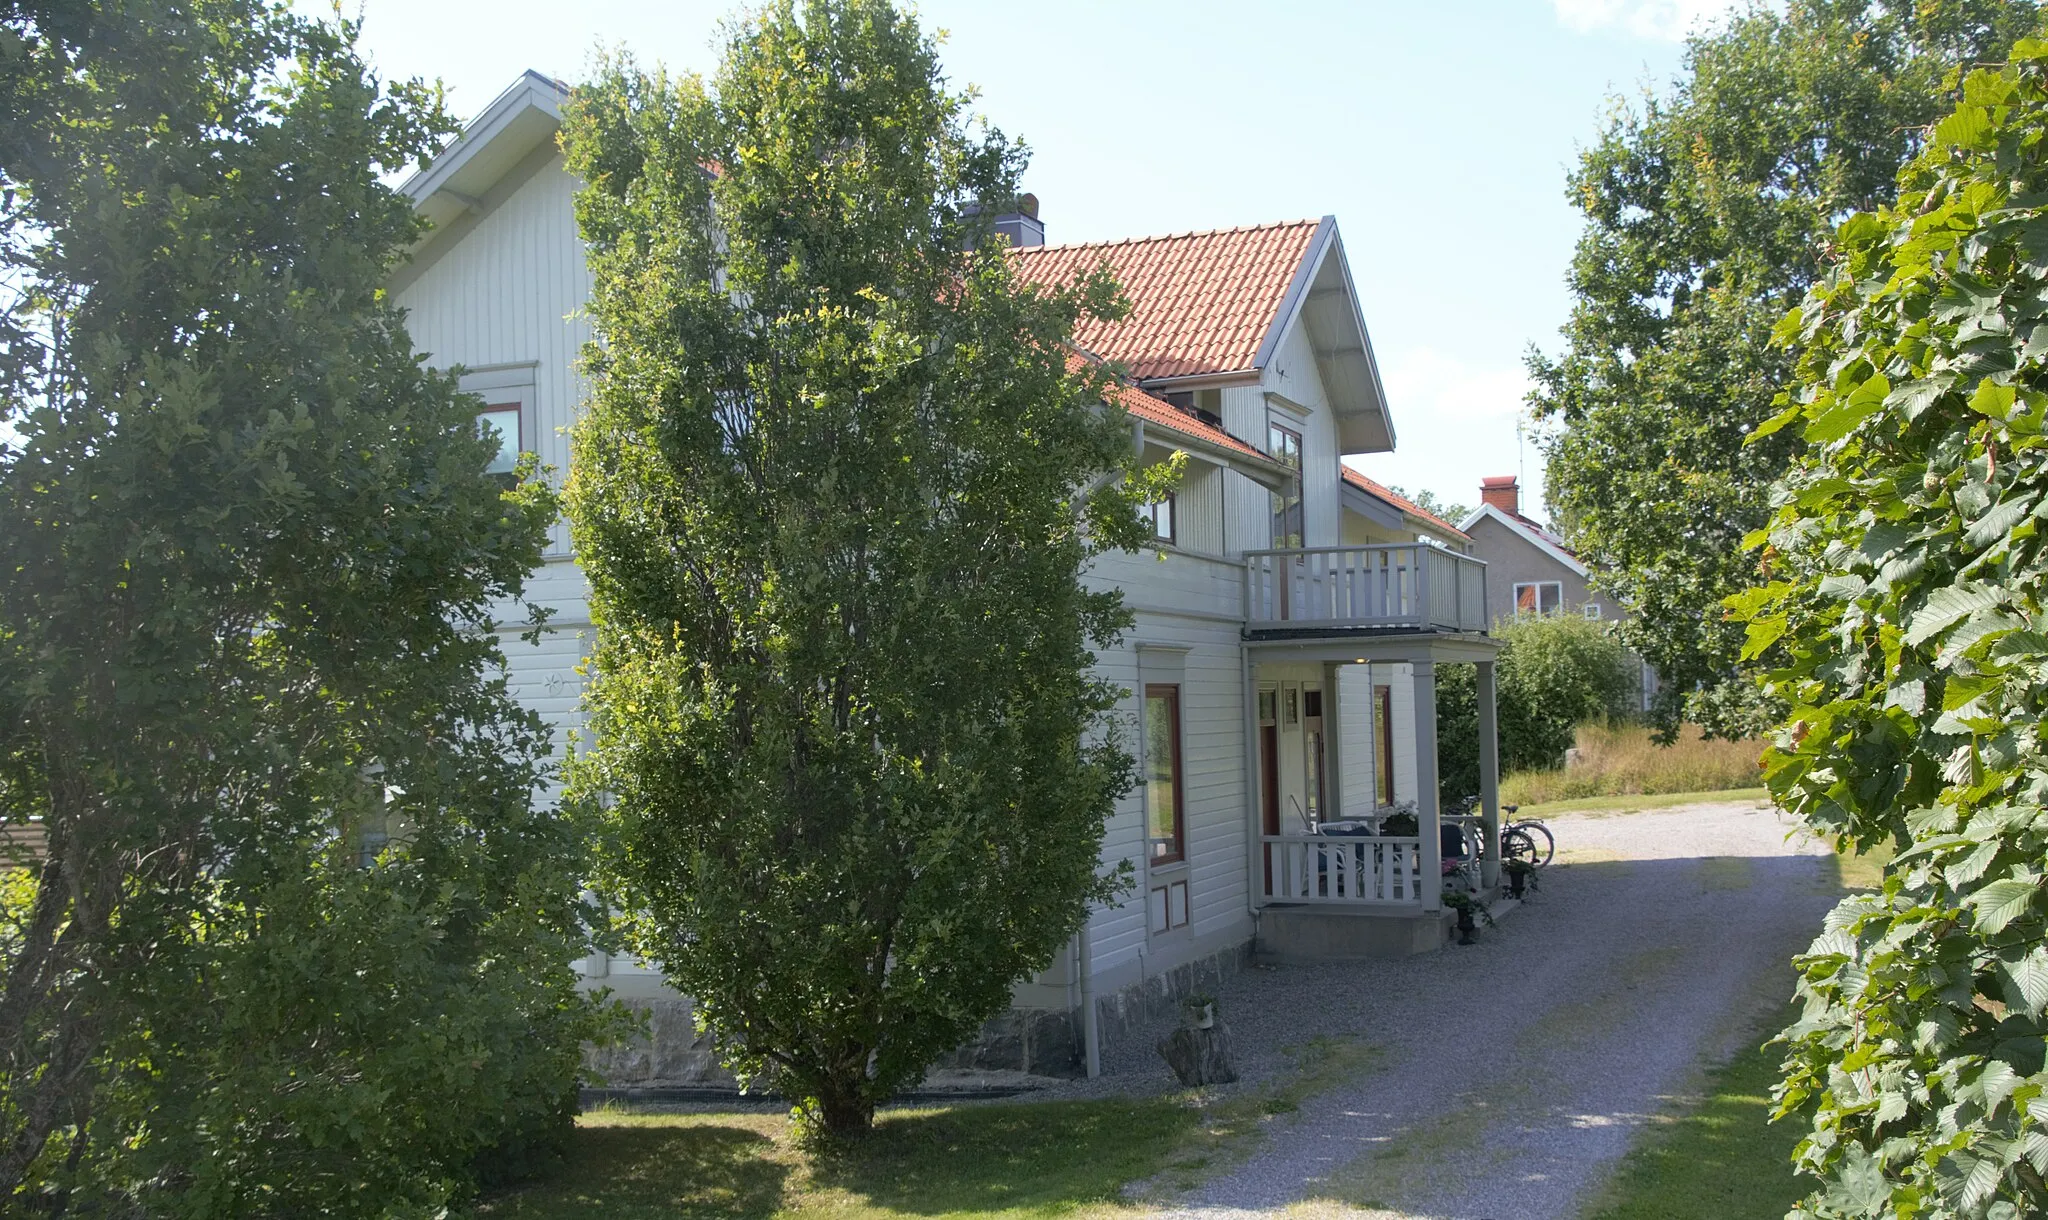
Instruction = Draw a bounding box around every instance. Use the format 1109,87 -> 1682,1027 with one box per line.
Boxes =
459,362 -> 539,477
1513,581 -> 1564,617
1583,602 -> 1603,620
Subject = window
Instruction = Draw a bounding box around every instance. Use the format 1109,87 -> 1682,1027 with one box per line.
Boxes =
1268,422 -> 1303,548
477,404 -> 521,476
1514,581 -> 1563,616
1374,684 -> 1394,806
1583,602 -> 1603,620
1142,493 -> 1176,544
1144,685 -> 1185,864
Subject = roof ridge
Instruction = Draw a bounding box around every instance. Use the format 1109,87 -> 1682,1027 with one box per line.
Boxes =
1013,218 -> 1321,257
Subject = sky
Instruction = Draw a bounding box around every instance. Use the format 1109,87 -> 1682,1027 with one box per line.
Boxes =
334,0 -> 1745,524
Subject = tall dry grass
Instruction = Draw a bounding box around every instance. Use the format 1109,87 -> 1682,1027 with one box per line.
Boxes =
1499,721 -> 1764,806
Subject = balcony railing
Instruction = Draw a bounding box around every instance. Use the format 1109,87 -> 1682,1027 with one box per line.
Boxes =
1245,544 -> 1487,633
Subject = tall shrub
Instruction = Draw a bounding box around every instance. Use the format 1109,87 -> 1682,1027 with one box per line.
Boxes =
560,0 -> 1155,1137
1739,37 -> 2048,1219
0,4 -> 602,1213
1437,613 -> 1636,804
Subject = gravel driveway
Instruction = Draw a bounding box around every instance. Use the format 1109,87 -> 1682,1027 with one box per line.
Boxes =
1111,799 -> 1841,1219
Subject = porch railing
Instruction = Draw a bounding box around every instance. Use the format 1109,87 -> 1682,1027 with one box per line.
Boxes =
1261,834 -> 1426,905
1244,544 -> 1487,633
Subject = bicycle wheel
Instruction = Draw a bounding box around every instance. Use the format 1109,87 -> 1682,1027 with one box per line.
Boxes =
1516,820 -> 1555,868
1499,826 -> 1539,869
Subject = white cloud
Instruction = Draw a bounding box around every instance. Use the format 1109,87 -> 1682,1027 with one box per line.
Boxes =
1551,0 -> 1743,42
1346,347 -> 1544,520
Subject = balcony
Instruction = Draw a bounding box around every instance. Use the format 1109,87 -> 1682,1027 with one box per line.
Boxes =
1244,544 -> 1487,635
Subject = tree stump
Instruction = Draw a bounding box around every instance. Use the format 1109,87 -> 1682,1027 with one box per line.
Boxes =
1156,1020 -> 1238,1086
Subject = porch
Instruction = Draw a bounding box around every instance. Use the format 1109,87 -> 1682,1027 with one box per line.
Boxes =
1240,545 -> 1502,957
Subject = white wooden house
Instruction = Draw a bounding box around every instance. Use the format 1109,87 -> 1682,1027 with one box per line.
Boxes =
393,73 -> 1505,1081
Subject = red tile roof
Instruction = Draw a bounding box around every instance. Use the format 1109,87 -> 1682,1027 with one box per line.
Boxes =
1013,221 -> 1321,381
1341,466 -> 1470,541
1067,352 -> 1270,464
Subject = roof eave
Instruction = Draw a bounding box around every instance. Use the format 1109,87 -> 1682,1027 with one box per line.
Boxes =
399,71 -> 568,233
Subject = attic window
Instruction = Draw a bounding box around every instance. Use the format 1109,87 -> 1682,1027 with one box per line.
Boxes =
477,404 -> 521,476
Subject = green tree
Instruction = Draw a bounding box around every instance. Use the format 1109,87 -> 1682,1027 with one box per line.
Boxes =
1530,0 -> 2039,739
0,3 -> 604,1212
1436,614 -> 1637,803
560,1 -> 1156,1138
1385,484 -> 1470,527
1738,39 -> 2048,1218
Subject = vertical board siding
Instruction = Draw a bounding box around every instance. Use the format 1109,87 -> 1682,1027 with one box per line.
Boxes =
1219,385 -> 1275,550
1337,663 -> 1377,816
1388,663 -> 1417,805
397,160 -> 597,782
396,156 -> 592,559
1170,460 -> 1227,556
1265,324 -> 1341,547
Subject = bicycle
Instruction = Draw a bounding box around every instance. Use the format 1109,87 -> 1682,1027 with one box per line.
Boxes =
1498,804 -> 1555,869
1455,798 -> 1556,870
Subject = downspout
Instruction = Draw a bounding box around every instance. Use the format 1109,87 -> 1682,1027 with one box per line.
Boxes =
1077,923 -> 1100,1078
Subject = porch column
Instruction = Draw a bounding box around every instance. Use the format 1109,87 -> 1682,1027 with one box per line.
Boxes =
1242,649 -> 1264,910
1414,660 -> 1442,911
1320,662 -> 1344,820
1477,659 -> 1501,892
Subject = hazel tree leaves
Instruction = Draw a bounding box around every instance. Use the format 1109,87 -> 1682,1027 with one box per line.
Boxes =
1735,36 -> 2048,1220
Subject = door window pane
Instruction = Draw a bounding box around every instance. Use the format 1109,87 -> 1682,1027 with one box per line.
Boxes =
1145,685 -> 1184,864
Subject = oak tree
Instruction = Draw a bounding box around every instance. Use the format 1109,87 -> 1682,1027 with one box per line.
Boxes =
1532,0 -> 2039,738
0,3 -> 603,1212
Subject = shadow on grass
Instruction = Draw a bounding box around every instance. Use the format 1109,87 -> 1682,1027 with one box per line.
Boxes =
808,1098 -> 1197,1216
475,1119 -> 789,1219
1584,1005 -> 1810,1220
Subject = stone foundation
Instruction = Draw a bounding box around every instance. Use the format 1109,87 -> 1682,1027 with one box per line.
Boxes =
582,996 -> 732,1087
583,940 -> 1254,1086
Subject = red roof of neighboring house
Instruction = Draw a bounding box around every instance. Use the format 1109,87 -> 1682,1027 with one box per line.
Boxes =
1340,466 -> 1470,541
1067,352 -> 1270,464
1012,221 -> 1321,381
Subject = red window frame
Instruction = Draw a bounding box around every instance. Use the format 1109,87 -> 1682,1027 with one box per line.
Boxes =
1144,684 -> 1186,865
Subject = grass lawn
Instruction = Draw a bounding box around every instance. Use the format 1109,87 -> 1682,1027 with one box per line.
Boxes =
471,1098 -> 1193,1220
473,1038 -> 1381,1219
1582,1006 -> 1812,1220
1587,832 -> 1896,1219
1515,787 -> 1769,817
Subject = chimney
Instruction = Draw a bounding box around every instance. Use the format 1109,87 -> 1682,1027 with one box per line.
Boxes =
966,193 -> 1044,248
991,192 -> 1044,247
1480,476 -> 1520,517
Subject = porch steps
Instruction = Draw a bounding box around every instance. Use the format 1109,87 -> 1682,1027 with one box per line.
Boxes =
1254,894 -> 1521,962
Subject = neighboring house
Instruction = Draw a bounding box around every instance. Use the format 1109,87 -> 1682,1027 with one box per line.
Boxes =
392,72 -> 1508,1083
1457,476 -> 1658,709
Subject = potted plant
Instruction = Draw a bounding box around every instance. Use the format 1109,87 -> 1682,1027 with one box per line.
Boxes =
1377,801 -> 1419,837
1502,858 -> 1537,899
1441,888 -> 1492,945
1181,994 -> 1217,1030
